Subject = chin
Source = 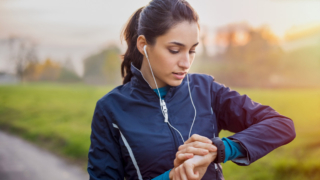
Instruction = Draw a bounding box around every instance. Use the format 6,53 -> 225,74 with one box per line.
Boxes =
168,80 -> 183,87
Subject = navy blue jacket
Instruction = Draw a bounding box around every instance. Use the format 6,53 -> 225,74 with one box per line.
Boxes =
87,62 -> 296,180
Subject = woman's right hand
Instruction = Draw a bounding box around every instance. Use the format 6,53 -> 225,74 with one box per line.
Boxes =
170,134 -> 217,179
173,134 -> 217,168
170,152 -> 217,180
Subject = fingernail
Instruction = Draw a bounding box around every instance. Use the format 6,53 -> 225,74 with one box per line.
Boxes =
207,140 -> 212,143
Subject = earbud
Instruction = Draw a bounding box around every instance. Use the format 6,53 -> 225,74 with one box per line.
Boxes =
143,45 -> 148,59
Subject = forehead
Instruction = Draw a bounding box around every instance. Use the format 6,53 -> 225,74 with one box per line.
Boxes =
156,21 -> 199,47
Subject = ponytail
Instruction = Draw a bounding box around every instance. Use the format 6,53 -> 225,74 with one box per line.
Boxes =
120,7 -> 144,84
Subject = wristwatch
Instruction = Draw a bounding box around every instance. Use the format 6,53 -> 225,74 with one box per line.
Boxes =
210,137 -> 225,163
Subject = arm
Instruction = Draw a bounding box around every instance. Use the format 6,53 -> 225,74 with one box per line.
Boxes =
151,169 -> 172,180
222,137 -> 246,163
87,100 -> 125,180
166,138 -> 245,180
211,80 -> 296,165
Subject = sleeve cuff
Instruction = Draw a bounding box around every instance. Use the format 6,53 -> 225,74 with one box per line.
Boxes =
222,137 -> 248,164
222,137 -> 232,163
151,169 -> 172,180
229,139 -> 250,165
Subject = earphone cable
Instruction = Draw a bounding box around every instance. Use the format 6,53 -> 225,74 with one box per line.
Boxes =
187,73 -> 197,139
143,45 -> 195,144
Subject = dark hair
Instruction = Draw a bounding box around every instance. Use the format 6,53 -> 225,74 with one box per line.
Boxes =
120,0 -> 200,84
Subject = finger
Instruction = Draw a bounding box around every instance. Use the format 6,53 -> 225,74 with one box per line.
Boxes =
184,161 -> 199,180
184,134 -> 212,144
181,146 -> 209,156
174,167 -> 181,180
195,171 -> 199,180
179,164 -> 188,180
179,142 -> 217,152
174,153 -> 194,167
172,169 -> 176,180
177,153 -> 194,161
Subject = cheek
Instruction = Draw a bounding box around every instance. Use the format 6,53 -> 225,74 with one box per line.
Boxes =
156,53 -> 175,71
162,58 -> 176,75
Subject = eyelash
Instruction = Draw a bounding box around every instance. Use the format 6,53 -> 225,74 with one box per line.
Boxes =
169,50 -> 196,54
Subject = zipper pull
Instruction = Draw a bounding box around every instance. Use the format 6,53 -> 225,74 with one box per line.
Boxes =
164,111 -> 168,123
160,100 -> 168,123
214,163 -> 218,179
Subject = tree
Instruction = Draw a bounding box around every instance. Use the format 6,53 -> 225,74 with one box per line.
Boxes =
213,23 -> 283,87
57,57 -> 82,83
83,44 -> 122,85
7,36 -> 39,82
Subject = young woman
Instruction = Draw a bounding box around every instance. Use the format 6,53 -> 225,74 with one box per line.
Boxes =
87,0 -> 296,179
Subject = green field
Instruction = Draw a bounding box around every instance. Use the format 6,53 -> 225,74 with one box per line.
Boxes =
0,83 -> 319,179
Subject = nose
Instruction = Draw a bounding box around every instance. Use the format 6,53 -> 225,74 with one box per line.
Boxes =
178,52 -> 191,70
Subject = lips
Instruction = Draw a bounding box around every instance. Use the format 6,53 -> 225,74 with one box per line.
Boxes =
173,72 -> 186,75
172,72 -> 186,80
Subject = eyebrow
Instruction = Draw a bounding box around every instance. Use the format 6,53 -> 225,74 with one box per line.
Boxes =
168,41 -> 199,47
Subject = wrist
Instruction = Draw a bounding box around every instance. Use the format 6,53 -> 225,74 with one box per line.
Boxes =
208,151 -> 217,162
210,137 -> 225,163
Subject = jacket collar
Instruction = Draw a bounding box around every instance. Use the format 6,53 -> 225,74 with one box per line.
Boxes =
129,62 -> 187,97
130,62 -> 154,90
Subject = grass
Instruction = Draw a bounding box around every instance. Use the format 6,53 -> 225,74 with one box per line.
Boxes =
220,88 -> 320,180
0,82 -> 114,169
0,83 -> 319,179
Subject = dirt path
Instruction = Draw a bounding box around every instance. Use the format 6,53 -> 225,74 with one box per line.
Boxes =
0,130 -> 89,180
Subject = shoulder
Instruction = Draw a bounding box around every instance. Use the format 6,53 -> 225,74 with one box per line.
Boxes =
187,72 -> 224,88
96,82 -> 131,109
188,72 -> 230,94
187,72 -> 215,84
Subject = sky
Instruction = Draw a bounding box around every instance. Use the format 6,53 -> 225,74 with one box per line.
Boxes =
1,0 -> 320,75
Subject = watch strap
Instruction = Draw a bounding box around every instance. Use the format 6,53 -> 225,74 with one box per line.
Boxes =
211,137 -> 225,163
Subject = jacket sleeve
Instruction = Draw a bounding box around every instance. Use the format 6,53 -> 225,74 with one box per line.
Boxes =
87,100 -> 125,180
211,80 -> 296,166
222,137 -> 246,163
151,169 -> 172,180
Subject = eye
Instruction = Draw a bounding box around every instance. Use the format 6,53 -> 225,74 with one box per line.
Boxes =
169,49 -> 179,54
189,50 -> 196,54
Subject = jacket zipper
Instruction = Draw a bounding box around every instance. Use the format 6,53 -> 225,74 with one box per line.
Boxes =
164,88 -> 179,152
131,64 -> 180,152
214,163 -> 218,179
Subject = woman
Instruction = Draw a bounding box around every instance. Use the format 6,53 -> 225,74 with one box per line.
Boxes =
87,0 -> 296,179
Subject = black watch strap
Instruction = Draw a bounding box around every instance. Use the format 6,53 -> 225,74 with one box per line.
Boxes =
211,137 -> 225,163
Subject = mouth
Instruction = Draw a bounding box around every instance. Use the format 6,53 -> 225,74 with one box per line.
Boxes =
172,72 -> 186,80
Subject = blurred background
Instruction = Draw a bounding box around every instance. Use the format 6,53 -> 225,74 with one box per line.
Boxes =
0,0 -> 320,179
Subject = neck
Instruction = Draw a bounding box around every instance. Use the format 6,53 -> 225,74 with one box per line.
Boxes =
140,60 -> 167,89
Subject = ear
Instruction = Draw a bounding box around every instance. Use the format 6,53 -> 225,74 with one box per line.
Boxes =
137,35 -> 147,56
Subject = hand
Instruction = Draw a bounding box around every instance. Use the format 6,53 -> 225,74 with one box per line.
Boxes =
174,151 -> 217,180
171,163 -> 199,180
187,151 -> 217,179
170,152 -> 217,180
170,134 -> 217,180
174,134 -> 217,167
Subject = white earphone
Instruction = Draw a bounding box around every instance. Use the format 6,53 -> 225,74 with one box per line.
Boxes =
143,44 -> 197,143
